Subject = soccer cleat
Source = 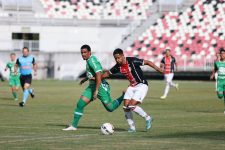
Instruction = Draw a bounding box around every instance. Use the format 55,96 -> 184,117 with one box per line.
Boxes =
175,84 -> 179,91
146,117 -> 153,130
128,128 -> 136,133
62,126 -> 77,131
30,89 -> 35,98
160,95 -> 166,99
19,102 -> 25,107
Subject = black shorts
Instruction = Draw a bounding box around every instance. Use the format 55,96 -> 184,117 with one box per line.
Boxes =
20,74 -> 32,87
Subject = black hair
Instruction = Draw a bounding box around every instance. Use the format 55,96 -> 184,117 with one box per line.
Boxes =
219,48 -> 225,54
81,44 -> 91,51
23,47 -> 29,51
165,48 -> 171,52
113,48 -> 123,55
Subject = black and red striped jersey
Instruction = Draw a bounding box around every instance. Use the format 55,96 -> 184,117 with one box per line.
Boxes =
109,57 -> 148,86
161,56 -> 176,74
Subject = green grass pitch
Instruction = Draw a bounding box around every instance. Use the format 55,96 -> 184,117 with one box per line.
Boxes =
0,80 -> 224,150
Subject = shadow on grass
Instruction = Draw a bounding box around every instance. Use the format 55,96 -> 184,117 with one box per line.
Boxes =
0,97 -> 13,101
145,131 -> 225,141
46,123 -> 127,131
149,96 -> 162,100
0,103 -> 17,107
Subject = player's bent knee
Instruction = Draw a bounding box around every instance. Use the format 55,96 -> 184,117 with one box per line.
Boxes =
128,105 -> 136,111
217,92 -> 223,99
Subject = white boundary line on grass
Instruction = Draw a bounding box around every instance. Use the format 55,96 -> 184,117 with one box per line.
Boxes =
0,134 -> 98,144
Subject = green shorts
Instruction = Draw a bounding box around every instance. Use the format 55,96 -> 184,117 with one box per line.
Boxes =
82,80 -> 112,103
9,76 -> 20,87
217,79 -> 225,99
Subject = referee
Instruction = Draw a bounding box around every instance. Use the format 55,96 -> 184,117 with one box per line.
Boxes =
15,47 -> 37,107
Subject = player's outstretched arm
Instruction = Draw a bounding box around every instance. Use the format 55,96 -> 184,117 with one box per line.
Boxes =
33,63 -> 37,76
144,60 -> 164,74
93,72 -> 101,100
4,65 -> 8,72
79,77 -> 89,85
210,70 -> 215,80
101,71 -> 110,79
14,64 -> 19,75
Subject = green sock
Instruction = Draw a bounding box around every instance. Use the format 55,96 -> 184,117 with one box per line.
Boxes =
72,98 -> 88,128
12,92 -> 18,100
103,94 -> 124,112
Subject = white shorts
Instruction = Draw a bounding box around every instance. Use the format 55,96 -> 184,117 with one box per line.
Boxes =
164,73 -> 174,83
124,83 -> 148,103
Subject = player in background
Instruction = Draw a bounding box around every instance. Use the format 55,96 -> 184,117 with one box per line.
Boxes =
4,53 -> 20,101
210,48 -> 225,114
63,45 -> 124,131
15,47 -> 37,107
160,49 -> 179,99
210,53 -> 221,91
0,71 -> 5,82
101,48 -> 164,132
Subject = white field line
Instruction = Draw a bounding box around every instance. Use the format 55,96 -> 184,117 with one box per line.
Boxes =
0,134 -> 98,144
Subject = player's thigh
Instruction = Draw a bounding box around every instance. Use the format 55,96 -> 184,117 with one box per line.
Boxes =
9,77 -> 14,87
132,84 -> 148,103
217,80 -> 224,98
98,82 -> 112,104
124,86 -> 134,101
81,85 -> 94,100
166,73 -> 174,82
15,77 -> 21,87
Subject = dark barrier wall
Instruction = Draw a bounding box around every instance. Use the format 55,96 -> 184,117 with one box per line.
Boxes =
80,71 -> 212,81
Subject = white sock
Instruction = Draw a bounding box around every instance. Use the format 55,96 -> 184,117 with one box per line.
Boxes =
170,82 -> 177,87
163,83 -> 170,96
132,106 -> 150,121
125,111 -> 135,130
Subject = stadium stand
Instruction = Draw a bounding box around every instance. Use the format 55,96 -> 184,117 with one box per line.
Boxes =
125,0 -> 225,69
38,0 -> 156,20
1,0 -> 32,11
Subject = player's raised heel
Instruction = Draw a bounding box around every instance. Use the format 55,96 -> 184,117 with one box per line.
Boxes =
30,89 -> 35,98
146,117 -> 153,130
176,84 -> 179,91
160,95 -> 166,99
128,128 -> 136,133
62,125 -> 77,131
19,102 -> 25,107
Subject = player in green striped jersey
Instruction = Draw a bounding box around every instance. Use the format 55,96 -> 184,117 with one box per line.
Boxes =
4,53 -> 20,101
63,45 -> 124,131
211,48 -> 225,114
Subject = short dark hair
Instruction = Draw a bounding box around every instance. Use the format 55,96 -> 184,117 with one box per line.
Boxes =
165,48 -> 170,52
81,44 -> 91,51
219,48 -> 225,54
113,48 -> 123,55
10,53 -> 16,56
23,47 -> 29,51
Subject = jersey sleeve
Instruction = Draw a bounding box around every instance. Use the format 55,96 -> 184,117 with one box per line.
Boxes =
172,56 -> 176,63
214,62 -> 218,72
32,57 -> 35,64
130,57 -> 144,66
16,58 -> 20,66
6,63 -> 9,68
161,57 -> 165,64
109,64 -> 119,74
88,57 -> 102,73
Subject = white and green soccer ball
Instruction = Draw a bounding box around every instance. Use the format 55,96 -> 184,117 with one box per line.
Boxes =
100,123 -> 114,135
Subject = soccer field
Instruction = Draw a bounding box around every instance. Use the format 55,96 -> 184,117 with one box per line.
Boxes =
0,80 -> 224,150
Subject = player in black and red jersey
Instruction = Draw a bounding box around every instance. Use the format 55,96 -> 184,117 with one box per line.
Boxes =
102,48 -> 163,132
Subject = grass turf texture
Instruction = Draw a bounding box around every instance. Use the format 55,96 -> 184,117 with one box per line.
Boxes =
0,80 -> 225,150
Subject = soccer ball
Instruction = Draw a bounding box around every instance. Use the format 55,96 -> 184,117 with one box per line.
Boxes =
100,123 -> 114,135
